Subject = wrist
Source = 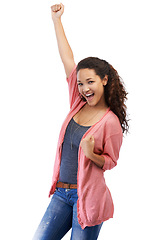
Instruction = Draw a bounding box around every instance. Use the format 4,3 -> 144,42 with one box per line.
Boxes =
84,150 -> 94,160
52,17 -> 62,25
88,151 -> 95,160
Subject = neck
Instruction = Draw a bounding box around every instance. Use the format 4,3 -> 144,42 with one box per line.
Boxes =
86,101 -> 108,112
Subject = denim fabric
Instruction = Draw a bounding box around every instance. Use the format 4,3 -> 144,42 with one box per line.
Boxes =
33,188 -> 103,240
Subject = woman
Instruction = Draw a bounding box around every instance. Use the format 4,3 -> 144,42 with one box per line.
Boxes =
33,3 -> 129,240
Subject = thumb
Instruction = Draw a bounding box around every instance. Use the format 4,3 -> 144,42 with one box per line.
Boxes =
60,3 -> 64,11
90,135 -> 94,142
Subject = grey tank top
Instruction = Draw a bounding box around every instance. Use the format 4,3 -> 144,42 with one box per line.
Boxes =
59,118 -> 91,184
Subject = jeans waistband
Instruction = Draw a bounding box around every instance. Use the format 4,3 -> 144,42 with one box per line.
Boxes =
56,181 -> 77,189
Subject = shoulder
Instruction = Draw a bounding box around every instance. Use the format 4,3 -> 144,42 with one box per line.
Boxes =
103,110 -> 123,137
106,110 -> 120,125
66,65 -> 77,83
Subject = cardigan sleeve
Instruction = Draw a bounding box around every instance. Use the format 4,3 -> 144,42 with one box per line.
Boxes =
66,65 -> 80,109
101,133 -> 123,171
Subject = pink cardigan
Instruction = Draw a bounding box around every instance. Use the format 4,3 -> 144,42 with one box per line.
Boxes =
49,65 -> 123,229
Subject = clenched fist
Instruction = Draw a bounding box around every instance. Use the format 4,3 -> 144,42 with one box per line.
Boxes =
51,3 -> 64,21
80,135 -> 95,159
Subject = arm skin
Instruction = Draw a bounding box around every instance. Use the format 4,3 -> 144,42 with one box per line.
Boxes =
51,4 -> 75,78
51,4 -> 105,169
88,152 -> 105,169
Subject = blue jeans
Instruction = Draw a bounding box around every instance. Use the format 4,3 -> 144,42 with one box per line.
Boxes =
33,188 -> 103,240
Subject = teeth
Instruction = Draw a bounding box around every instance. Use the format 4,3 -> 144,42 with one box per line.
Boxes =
86,93 -> 93,97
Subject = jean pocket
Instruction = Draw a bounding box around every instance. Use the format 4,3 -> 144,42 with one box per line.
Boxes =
56,187 -> 65,194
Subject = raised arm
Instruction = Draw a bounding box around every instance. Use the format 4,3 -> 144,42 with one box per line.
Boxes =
51,3 -> 76,78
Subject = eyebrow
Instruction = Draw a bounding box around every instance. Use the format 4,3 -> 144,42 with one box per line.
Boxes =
77,78 -> 93,82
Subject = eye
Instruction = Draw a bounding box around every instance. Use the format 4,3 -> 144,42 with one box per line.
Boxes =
77,83 -> 83,86
88,81 -> 94,84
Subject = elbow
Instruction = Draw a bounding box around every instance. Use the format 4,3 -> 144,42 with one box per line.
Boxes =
102,155 -> 117,171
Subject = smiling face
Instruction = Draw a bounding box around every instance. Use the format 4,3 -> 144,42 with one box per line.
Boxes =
77,68 -> 108,108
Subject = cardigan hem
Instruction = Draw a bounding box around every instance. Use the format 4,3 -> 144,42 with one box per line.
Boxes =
78,215 -> 113,230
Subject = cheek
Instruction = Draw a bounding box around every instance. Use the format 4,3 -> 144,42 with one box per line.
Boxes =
95,84 -> 105,96
78,86 -> 81,94
78,86 -> 83,95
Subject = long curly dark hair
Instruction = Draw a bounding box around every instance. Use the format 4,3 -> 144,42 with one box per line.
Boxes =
76,57 -> 129,134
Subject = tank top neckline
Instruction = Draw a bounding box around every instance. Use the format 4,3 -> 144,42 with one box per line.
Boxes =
72,117 -> 91,128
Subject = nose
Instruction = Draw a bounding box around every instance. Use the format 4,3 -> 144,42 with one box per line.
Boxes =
82,86 -> 90,94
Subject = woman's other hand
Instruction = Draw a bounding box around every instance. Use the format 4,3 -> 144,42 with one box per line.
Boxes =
51,3 -> 64,21
50,3 -> 75,78
80,135 -> 95,159
80,135 -> 105,168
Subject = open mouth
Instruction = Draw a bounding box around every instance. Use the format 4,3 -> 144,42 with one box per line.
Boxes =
85,93 -> 94,97
84,93 -> 94,101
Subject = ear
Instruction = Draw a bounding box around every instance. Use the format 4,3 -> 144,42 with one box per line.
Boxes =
102,75 -> 108,86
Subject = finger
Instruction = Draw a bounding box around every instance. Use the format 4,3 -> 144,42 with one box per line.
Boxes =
60,3 -> 64,9
91,135 -> 94,140
51,4 -> 61,12
84,135 -> 92,141
51,5 -> 56,12
56,4 -> 61,11
90,135 -> 95,142
88,135 -> 93,140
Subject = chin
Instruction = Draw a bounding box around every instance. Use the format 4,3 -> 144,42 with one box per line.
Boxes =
87,101 -> 97,107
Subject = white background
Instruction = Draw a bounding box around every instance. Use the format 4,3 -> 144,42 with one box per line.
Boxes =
0,0 -> 147,239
